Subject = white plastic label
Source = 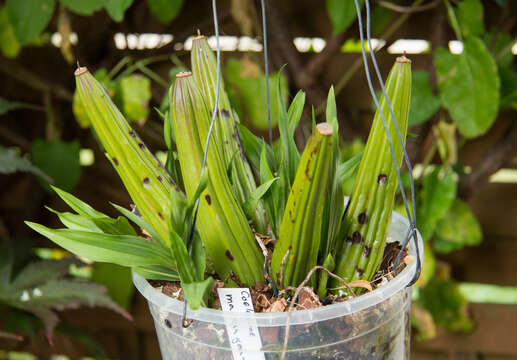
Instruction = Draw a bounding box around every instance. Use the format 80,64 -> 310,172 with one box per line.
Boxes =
217,288 -> 265,360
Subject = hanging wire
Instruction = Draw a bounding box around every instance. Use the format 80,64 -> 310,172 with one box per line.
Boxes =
259,0 -> 279,297
261,0 -> 273,146
182,0 -> 222,327
352,0 -> 421,285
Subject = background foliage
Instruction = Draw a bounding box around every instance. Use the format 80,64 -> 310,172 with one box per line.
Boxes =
1,0 -> 517,358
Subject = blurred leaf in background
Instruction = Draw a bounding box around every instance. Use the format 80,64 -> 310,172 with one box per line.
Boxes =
0,6 -> 20,58
102,0 -> 133,22
456,0 -> 484,38
116,74 -> 151,124
416,166 -> 457,240
226,56 -> 287,130
59,0 -> 104,16
91,263 -> 134,310
435,37 -> 499,138
409,71 -> 441,127
0,146 -> 52,183
0,246 -> 130,340
370,5 -> 391,36
418,264 -> 474,333
411,302 -> 436,341
147,0 -> 184,24
326,0 -> 364,33
31,140 -> 81,192
6,0 -> 55,45
433,199 -> 482,253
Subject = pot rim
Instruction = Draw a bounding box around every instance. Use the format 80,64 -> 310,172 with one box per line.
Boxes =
133,211 -> 423,326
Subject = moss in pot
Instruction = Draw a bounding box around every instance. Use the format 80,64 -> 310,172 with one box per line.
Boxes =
26,34 -> 421,359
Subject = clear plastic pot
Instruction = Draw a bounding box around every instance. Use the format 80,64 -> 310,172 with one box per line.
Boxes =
133,211 -> 423,359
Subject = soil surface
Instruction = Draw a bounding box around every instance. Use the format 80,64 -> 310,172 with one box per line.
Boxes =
149,242 -> 409,313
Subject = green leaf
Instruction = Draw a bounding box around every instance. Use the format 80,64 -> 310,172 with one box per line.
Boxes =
434,36 -> 500,138
59,0 -> 103,15
0,7 -> 20,58
47,206 -> 135,236
417,167 -> 457,240
25,222 -> 174,268
243,177 -> 279,221
147,0 -> 183,24
409,71 -> 440,126
102,0 -> 132,22
6,0 -> 55,45
0,146 -> 51,182
52,186 -> 108,219
276,66 -> 300,186
165,150 -> 184,190
167,229 -> 197,282
337,152 -> 361,185
484,30 -> 513,68
457,0 -> 484,38
31,140 -> 81,191
444,0 -> 462,40
111,203 -> 165,245
326,0 -> 364,33
325,86 -> 338,133
370,5 -> 392,36
175,170 -> 209,241
117,75 -> 151,123
186,169 -> 209,214
166,228 -> 211,309
191,233 -> 206,281
73,88 -> 91,129
133,265 -> 179,281
91,263 -> 134,309
260,142 -> 281,236
0,256 -> 129,339
433,199 -> 482,253
225,57 -> 287,130
46,207 -> 103,233
287,91 -> 306,134
90,216 -> 135,236
237,123 -> 276,172
10,259 -> 76,290
181,277 -> 213,310
418,268 -> 473,332
9,280 -> 128,319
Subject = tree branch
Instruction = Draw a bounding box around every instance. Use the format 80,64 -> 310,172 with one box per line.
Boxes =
377,0 -> 440,14
0,57 -> 73,102
262,0 -> 304,76
458,123 -> 517,199
298,31 -> 349,89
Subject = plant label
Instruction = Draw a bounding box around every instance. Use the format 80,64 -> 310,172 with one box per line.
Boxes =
217,288 -> 265,360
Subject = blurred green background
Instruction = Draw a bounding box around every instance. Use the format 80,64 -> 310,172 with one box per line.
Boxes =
1,0 -> 517,358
